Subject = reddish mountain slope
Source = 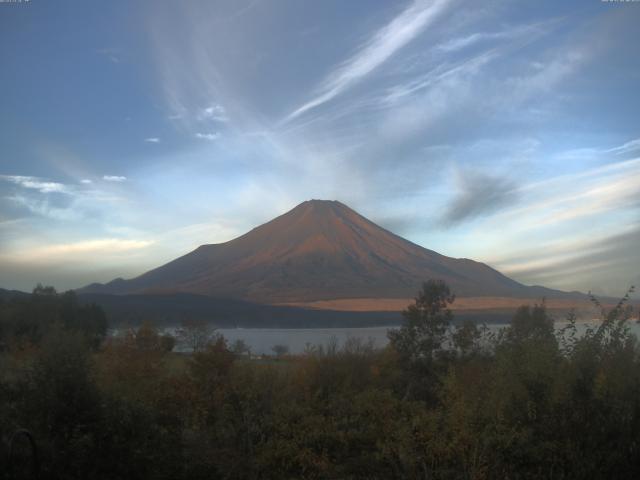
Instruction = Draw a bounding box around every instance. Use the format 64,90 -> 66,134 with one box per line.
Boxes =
81,200 -> 571,303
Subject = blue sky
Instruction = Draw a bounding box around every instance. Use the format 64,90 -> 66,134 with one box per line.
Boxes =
0,0 -> 639,297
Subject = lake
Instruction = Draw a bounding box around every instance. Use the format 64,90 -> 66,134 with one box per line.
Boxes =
213,326 -> 393,355
154,319 -> 640,355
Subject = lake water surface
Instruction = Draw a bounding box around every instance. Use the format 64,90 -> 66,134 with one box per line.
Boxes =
214,327 -> 393,355
155,320 -> 640,355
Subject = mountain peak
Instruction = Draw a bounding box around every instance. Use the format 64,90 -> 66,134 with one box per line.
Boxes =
291,199 -> 351,216
302,199 -> 342,205
80,200 -> 567,302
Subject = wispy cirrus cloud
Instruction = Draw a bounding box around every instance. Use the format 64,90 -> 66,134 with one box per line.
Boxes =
606,138 -> 640,156
283,0 -> 455,122
435,22 -> 551,53
490,223 -> 640,297
144,137 -> 160,143
380,48 -> 499,108
504,48 -> 588,105
483,156 -> 640,232
553,138 -> 640,166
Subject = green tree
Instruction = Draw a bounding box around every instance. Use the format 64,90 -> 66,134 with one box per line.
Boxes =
21,327 -> 102,477
0,286 -> 107,349
189,335 -> 236,400
507,303 -> 555,344
388,279 -> 455,401
388,280 -> 454,363
451,320 -> 483,357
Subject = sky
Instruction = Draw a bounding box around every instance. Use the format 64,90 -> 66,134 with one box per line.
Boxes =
0,0 -> 639,297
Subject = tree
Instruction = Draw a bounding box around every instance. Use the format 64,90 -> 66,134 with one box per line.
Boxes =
188,335 -> 235,400
135,322 -> 162,351
0,286 -> 107,348
271,344 -> 289,357
451,320 -> 483,357
32,284 -> 57,296
507,302 -> 555,344
387,279 -> 455,401
231,338 -> 251,357
22,326 -> 101,477
177,319 -> 216,353
388,279 -> 455,365
159,333 -> 176,352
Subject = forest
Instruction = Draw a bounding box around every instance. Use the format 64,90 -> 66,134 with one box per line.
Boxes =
0,281 -> 639,479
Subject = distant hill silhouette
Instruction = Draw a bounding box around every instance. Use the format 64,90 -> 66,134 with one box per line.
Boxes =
0,288 -> 30,301
0,288 -> 518,327
80,200 -> 580,304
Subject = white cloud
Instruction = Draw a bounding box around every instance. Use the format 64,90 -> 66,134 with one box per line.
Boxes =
103,175 -> 127,182
198,104 -> 227,122
284,0 -> 454,122
1,238 -> 154,263
145,137 -> 161,143
1,175 -> 70,194
80,179 -> 93,184
194,132 -> 220,141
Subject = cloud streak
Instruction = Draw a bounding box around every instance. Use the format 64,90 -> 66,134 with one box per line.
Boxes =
1,238 -> 154,263
493,224 -> 640,297
284,0 -> 453,122
435,22 -> 547,53
606,138 -> 640,156
494,157 -> 640,230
